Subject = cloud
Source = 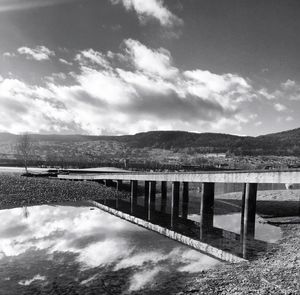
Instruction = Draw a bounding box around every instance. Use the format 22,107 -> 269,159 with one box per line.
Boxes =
59,58 -> 73,66
274,103 -> 287,112
259,79 -> 300,102
3,52 -> 16,58
18,275 -> 46,286
111,0 -> 183,27
123,39 -> 179,78
75,49 -> 110,68
129,266 -> 163,291
114,251 -> 166,270
0,204 -> 219,291
280,79 -> 300,101
17,46 -> 55,61
281,79 -> 296,89
0,39 -> 282,135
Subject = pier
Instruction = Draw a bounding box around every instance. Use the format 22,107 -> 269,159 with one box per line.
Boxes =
58,169 -> 300,262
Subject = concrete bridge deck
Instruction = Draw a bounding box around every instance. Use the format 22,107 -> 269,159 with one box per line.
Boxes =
58,169 -> 300,184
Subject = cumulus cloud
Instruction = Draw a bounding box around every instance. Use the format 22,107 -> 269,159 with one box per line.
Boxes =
123,39 -> 179,78
111,0 -> 183,27
0,39 -> 281,135
17,46 -> 55,61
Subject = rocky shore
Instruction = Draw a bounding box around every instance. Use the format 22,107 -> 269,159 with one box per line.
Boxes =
0,173 -> 127,210
178,223 -> 300,295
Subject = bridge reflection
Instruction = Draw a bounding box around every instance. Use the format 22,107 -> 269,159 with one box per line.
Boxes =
93,182 -> 271,263
59,170 -> 294,262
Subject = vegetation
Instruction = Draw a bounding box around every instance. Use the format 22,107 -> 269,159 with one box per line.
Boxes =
0,128 -> 299,170
15,133 -> 34,173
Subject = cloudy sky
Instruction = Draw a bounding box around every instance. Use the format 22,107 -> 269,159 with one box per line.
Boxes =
0,0 -> 299,136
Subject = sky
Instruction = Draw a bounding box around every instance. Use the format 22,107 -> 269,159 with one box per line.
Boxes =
0,0 -> 300,136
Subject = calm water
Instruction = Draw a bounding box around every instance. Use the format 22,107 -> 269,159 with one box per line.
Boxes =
0,203 -> 220,294
0,201 -> 282,294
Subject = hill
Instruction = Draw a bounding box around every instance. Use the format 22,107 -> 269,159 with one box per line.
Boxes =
0,128 -> 299,161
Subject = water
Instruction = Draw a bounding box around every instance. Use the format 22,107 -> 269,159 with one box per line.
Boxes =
0,203 -> 220,294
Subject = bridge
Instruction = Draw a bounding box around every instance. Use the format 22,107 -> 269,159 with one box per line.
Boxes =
58,169 -> 300,262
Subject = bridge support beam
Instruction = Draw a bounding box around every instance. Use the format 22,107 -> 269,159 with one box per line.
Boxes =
200,182 -> 215,238
182,182 -> 189,219
161,181 -> 167,213
148,181 -> 156,220
241,183 -> 258,258
171,182 -> 180,228
144,181 -> 150,211
130,180 -> 138,214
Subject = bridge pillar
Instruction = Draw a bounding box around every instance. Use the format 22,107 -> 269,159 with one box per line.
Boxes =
241,183 -> 258,258
200,182 -> 215,238
148,181 -> 156,220
160,181 -> 167,213
171,181 -> 180,228
240,183 -> 246,243
116,180 -> 123,191
130,180 -> 138,214
182,182 -> 189,219
144,181 -> 150,211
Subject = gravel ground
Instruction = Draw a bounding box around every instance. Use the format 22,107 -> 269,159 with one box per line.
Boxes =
178,223 -> 300,295
178,190 -> 300,295
0,173 -> 128,209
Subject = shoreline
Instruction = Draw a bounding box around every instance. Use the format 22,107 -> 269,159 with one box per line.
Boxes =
0,172 -> 299,294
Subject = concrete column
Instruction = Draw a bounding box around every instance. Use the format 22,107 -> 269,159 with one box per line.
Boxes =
171,182 -> 180,228
160,181 -> 167,213
116,180 -> 123,191
200,182 -> 215,238
242,183 -> 258,236
148,181 -> 156,220
115,180 -> 123,209
130,180 -> 138,214
241,183 -> 258,259
144,181 -> 150,211
240,183 -> 247,243
182,182 -> 189,219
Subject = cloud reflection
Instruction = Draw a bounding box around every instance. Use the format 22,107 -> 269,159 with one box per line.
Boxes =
0,204 -> 220,292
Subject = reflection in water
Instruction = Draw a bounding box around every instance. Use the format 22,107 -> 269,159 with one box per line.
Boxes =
0,203 -> 219,294
99,193 -> 282,261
